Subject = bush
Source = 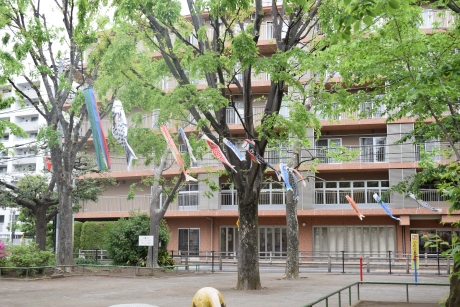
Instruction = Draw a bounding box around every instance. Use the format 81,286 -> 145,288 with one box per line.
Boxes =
74,257 -> 99,265
73,221 -> 83,253
106,212 -> 150,266
79,221 -> 117,250
158,249 -> 175,267
0,240 -> 8,267
7,242 -> 55,267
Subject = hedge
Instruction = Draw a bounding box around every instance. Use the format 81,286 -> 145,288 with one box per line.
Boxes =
73,221 -> 83,253
79,221 -> 117,250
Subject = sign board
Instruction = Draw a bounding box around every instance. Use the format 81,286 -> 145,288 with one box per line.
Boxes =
411,234 -> 420,269
139,235 -> 154,246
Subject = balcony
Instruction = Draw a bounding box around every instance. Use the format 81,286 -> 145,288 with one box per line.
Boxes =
12,156 -> 37,165
314,189 -> 450,210
220,189 -> 286,210
420,9 -> 456,29
15,121 -> 39,132
306,142 -> 453,165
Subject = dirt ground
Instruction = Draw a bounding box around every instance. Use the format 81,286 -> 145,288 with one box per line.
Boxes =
0,272 -> 449,307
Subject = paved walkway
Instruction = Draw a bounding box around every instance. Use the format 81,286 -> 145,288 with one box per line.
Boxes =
0,272 -> 450,307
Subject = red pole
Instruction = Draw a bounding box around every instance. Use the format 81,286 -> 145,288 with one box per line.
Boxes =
360,256 -> 363,281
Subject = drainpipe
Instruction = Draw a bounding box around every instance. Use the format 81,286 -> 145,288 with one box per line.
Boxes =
206,217 -> 213,251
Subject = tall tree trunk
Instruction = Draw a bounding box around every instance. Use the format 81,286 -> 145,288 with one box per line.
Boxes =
35,206 -> 48,251
446,263 -> 460,307
148,212 -> 162,267
236,193 -> 261,290
56,183 -> 74,267
284,190 -> 299,279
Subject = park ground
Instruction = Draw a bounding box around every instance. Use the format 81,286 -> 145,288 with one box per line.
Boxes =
0,271 -> 450,307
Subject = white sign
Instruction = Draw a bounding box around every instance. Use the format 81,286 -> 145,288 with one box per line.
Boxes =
138,235 -> 154,246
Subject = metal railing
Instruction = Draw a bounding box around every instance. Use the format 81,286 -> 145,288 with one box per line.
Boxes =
168,250 -> 455,276
303,281 -> 450,307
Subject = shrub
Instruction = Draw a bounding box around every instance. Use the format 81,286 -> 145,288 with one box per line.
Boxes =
158,249 -> 175,267
73,221 -> 83,253
74,257 -> 99,265
7,242 -> 54,268
79,221 -> 117,250
106,212 -> 150,266
0,240 -> 8,267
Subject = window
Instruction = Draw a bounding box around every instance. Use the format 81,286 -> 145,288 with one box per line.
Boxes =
178,184 -> 198,210
178,228 -> 199,256
260,182 -> 285,207
415,138 -> 440,162
31,117 -> 38,122
316,139 -> 342,163
259,226 -> 288,257
264,143 -> 289,164
1,135 -> 9,142
265,21 -> 274,39
220,184 -> 237,207
360,137 -> 387,162
0,215 -> 4,232
410,229 -> 460,255
0,166 -> 7,173
360,100 -> 385,118
313,225 -> 396,256
220,227 -> 239,258
315,180 -> 390,205
226,102 -> 244,124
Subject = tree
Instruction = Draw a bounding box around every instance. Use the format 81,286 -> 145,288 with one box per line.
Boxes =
316,2 -> 460,305
92,0 -> 331,288
0,170 -> 114,250
0,0 -> 111,265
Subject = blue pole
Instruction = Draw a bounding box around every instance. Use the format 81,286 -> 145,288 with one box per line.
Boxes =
414,256 -> 418,283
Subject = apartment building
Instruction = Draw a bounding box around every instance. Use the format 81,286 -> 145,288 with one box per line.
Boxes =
75,5 -> 459,258
0,77 -> 47,244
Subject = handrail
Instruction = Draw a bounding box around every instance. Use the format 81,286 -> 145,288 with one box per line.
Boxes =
303,281 -> 450,307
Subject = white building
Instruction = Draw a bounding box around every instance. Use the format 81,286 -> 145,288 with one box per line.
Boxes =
0,77 -> 47,244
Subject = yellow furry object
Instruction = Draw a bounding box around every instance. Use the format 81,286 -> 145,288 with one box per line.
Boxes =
191,287 -> 226,307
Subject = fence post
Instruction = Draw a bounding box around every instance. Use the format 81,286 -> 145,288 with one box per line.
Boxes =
406,257 -> 409,274
270,251 -> 272,265
388,251 -> 392,274
219,253 -> 222,271
211,251 -> 214,273
437,250 -> 440,275
360,257 -> 363,281
185,253 -> 189,272
328,253 -> 331,273
341,251 -> 345,274
366,256 -> 370,273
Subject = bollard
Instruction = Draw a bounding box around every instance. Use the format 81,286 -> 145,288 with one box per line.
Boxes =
341,251 -> 345,274
328,254 -> 331,273
270,251 -> 272,265
406,257 -> 409,274
219,253 -> 222,271
360,257 -> 363,281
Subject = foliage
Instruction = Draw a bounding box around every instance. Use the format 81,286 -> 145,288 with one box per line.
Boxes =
5,242 -> 55,268
74,257 -> 99,265
0,240 -> 7,267
106,212 -> 171,266
79,221 -> 117,250
423,228 -> 460,278
157,249 -> 175,267
74,221 -> 83,253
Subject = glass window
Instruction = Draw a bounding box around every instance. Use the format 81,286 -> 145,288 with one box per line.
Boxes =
178,228 -> 199,256
353,182 -> 365,188
326,182 -> 337,188
339,182 -> 350,188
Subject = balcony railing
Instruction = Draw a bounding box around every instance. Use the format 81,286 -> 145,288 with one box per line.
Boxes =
313,189 -> 450,210
220,190 -> 286,210
306,143 -> 454,165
